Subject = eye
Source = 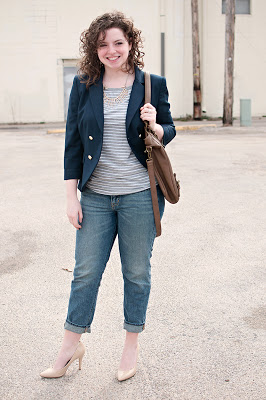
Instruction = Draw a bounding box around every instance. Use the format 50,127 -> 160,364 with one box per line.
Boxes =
116,42 -> 123,45
98,43 -> 107,48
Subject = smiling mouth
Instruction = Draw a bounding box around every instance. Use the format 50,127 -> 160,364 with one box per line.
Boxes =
107,56 -> 120,61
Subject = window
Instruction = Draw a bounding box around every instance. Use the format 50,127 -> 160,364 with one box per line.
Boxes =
222,0 -> 250,15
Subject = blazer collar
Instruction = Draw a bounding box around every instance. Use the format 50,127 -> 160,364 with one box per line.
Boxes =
134,66 -> 145,84
88,69 -> 104,132
126,66 -> 145,131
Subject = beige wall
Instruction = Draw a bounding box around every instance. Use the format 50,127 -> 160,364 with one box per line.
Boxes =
0,0 -> 162,123
162,0 -> 266,118
197,0 -> 266,117
0,0 -> 265,123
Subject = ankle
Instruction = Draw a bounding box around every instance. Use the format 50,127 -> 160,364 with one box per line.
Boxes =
124,340 -> 138,348
63,330 -> 82,346
124,334 -> 138,348
61,340 -> 79,352
125,341 -> 138,347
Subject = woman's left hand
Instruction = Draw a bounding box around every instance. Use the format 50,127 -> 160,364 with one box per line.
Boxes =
140,103 -> 157,131
140,103 -> 164,141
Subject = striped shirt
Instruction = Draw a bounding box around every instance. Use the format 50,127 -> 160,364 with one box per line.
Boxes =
86,86 -> 150,195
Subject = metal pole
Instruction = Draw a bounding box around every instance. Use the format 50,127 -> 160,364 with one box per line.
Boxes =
161,32 -> 165,77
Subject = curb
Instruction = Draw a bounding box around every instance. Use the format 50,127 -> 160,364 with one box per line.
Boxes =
175,124 -> 217,131
47,128 -> 65,134
46,124 -> 218,135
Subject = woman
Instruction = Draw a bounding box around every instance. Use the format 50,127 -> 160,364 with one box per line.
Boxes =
40,11 -> 175,381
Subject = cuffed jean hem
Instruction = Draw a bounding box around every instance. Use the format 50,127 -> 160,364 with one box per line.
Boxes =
123,321 -> 145,333
64,321 -> 91,334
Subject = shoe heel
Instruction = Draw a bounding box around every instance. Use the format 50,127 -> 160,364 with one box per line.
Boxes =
79,355 -> 83,370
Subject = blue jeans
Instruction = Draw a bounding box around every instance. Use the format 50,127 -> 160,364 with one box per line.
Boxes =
64,186 -> 165,334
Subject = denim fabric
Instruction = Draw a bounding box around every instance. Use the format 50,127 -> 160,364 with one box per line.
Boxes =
64,186 -> 165,334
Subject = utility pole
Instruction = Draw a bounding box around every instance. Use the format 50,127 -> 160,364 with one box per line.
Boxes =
223,0 -> 235,125
191,0 -> 202,120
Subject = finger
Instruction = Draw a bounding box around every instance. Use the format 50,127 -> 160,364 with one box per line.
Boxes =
141,109 -> 154,117
140,111 -> 155,119
140,112 -> 148,119
140,114 -> 152,121
69,216 -> 82,229
144,109 -> 155,116
145,104 -> 155,111
140,104 -> 153,111
142,111 -> 155,119
78,209 -> 83,223
73,219 -> 82,229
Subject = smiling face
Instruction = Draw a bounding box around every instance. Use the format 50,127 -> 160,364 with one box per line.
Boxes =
97,27 -> 132,72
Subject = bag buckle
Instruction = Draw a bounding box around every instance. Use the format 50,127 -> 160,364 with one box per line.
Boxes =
145,146 -> 152,160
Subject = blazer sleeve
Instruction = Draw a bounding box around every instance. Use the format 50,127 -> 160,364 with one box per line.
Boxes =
156,77 -> 176,146
64,75 -> 84,180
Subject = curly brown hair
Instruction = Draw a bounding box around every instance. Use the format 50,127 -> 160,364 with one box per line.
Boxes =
78,11 -> 145,87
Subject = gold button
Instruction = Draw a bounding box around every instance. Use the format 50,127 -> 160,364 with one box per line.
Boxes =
89,136 -> 93,140
88,155 -> 92,160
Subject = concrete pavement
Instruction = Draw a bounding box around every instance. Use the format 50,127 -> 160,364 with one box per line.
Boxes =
0,120 -> 265,400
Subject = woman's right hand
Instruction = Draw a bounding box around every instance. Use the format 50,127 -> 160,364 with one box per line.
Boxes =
67,197 -> 83,229
65,179 -> 83,229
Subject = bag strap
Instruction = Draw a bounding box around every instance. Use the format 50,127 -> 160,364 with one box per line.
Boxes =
144,71 -> 151,105
144,72 -> 162,237
147,158 -> 162,237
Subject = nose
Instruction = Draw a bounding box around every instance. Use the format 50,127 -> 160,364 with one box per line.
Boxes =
107,44 -> 116,54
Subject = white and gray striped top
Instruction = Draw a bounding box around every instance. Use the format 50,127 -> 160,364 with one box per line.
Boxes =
86,86 -> 150,195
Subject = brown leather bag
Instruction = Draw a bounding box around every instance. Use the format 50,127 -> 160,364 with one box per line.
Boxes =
144,72 -> 180,237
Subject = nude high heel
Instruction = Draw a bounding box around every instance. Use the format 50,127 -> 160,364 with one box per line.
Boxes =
117,343 -> 139,382
40,341 -> 85,378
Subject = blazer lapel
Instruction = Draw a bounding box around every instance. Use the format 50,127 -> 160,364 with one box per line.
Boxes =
88,68 -> 144,133
126,67 -> 145,131
88,72 -> 104,133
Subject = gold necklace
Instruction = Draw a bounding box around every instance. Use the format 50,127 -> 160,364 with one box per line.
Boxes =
103,73 -> 130,107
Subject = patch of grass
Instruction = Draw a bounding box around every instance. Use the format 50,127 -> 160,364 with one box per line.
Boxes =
174,114 -> 222,122
202,115 -> 222,121
173,114 -> 193,121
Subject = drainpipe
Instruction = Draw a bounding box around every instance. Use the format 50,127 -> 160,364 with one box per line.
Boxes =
160,0 -> 165,77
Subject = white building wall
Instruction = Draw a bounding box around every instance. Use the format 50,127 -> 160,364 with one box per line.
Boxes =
0,0 -> 265,123
164,0 -> 191,118
233,1 -> 266,117
197,0 -> 266,117
0,0 -> 162,123
1,1 -> 61,122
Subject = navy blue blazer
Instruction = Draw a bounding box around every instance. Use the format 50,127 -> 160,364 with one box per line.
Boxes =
64,66 -> 176,192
